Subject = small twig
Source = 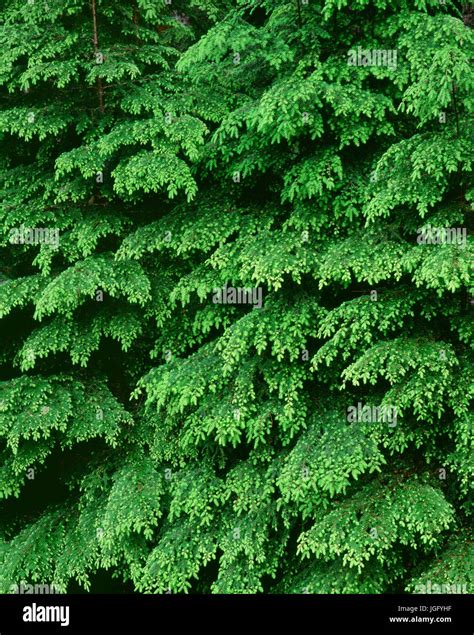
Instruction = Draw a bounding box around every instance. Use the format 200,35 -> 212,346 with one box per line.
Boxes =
295,0 -> 302,29
91,0 -> 105,113
451,81 -> 460,137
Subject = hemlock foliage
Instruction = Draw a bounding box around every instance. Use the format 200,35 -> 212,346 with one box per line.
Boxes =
0,0 -> 472,594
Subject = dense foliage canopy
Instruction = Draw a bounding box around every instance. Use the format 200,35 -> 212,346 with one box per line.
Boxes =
0,0 -> 472,594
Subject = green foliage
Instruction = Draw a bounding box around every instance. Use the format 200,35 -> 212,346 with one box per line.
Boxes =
0,0 -> 472,596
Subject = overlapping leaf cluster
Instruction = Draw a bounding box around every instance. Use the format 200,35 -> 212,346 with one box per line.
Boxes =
0,0 -> 472,594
